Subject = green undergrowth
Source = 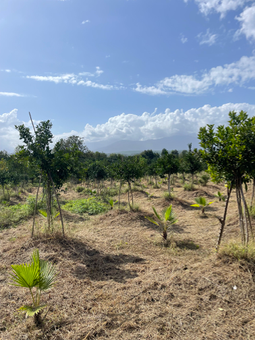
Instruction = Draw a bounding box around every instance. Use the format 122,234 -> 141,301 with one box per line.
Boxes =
219,242 -> 255,262
62,197 -> 109,215
0,202 -> 32,229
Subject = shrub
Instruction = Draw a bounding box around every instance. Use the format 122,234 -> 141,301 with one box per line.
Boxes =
76,186 -> 84,193
199,174 -> 210,186
183,183 -> 194,191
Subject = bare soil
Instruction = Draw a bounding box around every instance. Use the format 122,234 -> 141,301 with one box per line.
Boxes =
1,179 -> 255,340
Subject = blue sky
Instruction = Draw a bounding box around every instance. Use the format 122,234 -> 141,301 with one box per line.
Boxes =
1,0 -> 255,151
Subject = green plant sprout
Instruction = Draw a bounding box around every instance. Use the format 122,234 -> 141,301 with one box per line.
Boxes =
38,209 -> 60,220
108,199 -> 118,209
145,204 -> 178,241
10,249 -> 57,325
214,191 -> 226,202
145,191 -> 154,200
191,196 -> 214,214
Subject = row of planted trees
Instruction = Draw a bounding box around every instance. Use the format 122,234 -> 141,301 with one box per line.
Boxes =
1,122 -> 206,213
3,110 -> 254,249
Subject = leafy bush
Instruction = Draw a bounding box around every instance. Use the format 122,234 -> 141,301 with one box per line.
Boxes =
76,186 -> 84,193
199,174 -> 210,186
62,197 -> 108,215
183,183 -> 195,191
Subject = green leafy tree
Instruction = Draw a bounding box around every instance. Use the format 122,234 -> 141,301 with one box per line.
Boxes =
198,110 -> 255,248
182,144 -> 204,184
113,156 -> 145,209
157,151 -> 179,195
15,120 -> 73,236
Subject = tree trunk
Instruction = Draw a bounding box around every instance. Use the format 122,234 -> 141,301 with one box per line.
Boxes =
118,182 -> 122,209
236,181 -> 245,244
46,178 -> 51,231
32,175 -> 42,238
167,173 -> 171,195
216,184 -> 233,251
240,183 -> 253,240
250,178 -> 255,210
48,173 -> 65,237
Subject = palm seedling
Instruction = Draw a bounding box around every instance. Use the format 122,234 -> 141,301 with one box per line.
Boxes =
145,191 -> 154,200
145,204 -> 178,242
10,249 -> 57,325
214,191 -> 226,202
191,196 -> 214,214
108,199 -> 118,209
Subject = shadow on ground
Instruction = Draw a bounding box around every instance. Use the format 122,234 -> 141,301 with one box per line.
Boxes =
39,236 -> 144,283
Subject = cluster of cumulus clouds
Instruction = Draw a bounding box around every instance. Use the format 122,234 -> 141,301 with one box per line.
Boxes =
2,103 -> 255,152
135,55 -> 255,95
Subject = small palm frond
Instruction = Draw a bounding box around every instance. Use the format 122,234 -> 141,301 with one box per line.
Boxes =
19,304 -> 46,317
39,259 -> 57,291
164,205 -> 178,224
152,207 -> 162,221
10,262 -> 40,289
145,216 -> 159,226
195,197 -> 207,206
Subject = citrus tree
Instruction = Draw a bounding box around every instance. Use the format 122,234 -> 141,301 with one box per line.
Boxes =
198,110 -> 255,248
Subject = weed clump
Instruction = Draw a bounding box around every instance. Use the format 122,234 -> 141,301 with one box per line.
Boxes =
62,197 -> 108,215
183,183 -> 195,191
219,242 -> 255,262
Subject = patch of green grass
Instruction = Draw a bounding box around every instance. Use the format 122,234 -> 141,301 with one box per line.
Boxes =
219,242 -> 255,262
62,197 -> 109,215
0,203 -> 33,229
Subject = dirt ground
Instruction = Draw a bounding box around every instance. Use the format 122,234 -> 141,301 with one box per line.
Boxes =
1,179 -> 255,340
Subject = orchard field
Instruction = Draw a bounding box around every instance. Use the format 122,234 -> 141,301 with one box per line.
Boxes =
1,175 -> 255,340
1,111 -> 255,339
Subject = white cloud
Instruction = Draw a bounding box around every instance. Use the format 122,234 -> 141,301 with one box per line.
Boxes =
187,0 -> 251,17
0,69 -> 11,73
236,4 -> 255,40
181,34 -> 188,43
0,92 -> 25,97
135,83 -> 168,95
2,104 -> 255,152
26,67 -> 117,90
0,109 -> 26,151
197,29 -> 217,45
134,55 -> 255,95
82,20 -> 90,24
54,103 -> 255,144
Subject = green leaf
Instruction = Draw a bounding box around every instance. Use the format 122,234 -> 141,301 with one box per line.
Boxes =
164,205 -> 173,221
191,204 -> 200,208
145,216 -> 159,226
152,207 -> 162,221
19,304 -> 46,316
38,209 -> 47,218
208,201 -> 214,205
54,212 -> 60,219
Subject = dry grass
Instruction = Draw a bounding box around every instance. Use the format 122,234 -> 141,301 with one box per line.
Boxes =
1,179 -> 255,339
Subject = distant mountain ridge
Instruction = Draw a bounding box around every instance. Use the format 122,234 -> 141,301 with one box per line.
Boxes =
87,134 -> 200,154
